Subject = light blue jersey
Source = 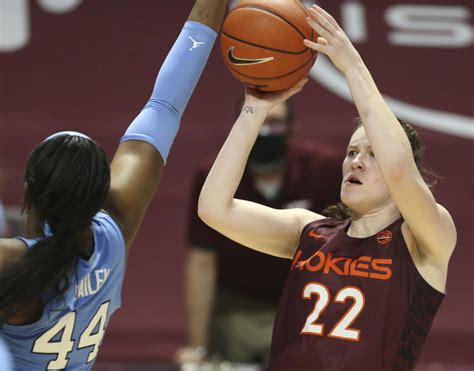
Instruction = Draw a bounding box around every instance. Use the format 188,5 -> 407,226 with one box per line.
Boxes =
2,212 -> 125,370
1,18 -> 216,371
0,337 -> 13,371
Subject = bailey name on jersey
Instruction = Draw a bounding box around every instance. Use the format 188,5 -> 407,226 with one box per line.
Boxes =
76,268 -> 111,299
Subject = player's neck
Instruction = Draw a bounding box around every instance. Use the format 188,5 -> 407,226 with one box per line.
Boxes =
348,206 -> 401,238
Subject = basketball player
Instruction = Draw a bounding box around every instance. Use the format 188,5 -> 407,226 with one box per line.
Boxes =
0,0 -> 228,369
198,5 -> 456,370
177,97 -> 340,366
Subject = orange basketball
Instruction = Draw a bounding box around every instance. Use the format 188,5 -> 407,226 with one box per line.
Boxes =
220,0 -> 317,92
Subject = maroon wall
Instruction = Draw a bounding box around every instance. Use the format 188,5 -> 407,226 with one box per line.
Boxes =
0,0 -> 472,365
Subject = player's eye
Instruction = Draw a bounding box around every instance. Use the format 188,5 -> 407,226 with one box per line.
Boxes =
347,150 -> 357,157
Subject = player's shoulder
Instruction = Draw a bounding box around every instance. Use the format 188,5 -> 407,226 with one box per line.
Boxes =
297,210 -> 327,232
93,211 -> 126,247
0,238 -> 28,272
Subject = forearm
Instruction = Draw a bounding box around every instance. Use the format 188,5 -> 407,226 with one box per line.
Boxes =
199,106 -> 267,220
188,0 -> 228,32
304,4 -> 414,177
345,62 -> 415,177
121,21 -> 217,163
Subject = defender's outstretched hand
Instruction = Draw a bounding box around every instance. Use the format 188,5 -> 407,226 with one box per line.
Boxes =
303,5 -> 362,75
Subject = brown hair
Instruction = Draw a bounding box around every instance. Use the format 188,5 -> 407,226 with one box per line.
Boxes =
322,117 -> 438,220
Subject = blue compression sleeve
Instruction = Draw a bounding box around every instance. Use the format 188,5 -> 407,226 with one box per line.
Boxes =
120,21 -> 217,162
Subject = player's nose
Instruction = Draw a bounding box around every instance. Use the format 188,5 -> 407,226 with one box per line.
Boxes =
351,154 -> 365,170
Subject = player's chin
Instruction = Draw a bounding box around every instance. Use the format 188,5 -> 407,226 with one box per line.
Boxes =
341,189 -> 364,208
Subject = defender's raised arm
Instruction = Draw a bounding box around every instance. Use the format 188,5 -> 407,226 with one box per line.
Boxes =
105,0 -> 229,250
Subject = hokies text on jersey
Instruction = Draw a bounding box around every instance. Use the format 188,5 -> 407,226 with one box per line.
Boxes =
291,251 -> 392,280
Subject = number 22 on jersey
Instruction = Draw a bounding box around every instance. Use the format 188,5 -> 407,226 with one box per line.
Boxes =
32,301 -> 110,369
301,282 -> 365,342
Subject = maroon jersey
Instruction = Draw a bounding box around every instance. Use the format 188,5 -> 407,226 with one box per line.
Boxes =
268,218 -> 444,371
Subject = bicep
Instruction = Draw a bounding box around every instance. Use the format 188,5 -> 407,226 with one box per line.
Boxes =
200,199 -> 323,259
388,171 -> 456,261
104,140 -> 163,250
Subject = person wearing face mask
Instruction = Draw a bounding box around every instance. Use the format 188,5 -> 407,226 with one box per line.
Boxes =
175,97 -> 341,367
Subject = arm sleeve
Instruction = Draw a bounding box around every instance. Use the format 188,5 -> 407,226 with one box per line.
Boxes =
120,21 -> 217,163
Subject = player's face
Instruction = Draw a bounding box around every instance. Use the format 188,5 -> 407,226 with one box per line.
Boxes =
340,127 -> 392,215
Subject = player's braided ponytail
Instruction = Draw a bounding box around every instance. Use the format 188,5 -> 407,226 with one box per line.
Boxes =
0,135 -> 110,323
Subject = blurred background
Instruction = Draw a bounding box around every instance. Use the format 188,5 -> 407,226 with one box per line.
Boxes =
0,0 -> 472,369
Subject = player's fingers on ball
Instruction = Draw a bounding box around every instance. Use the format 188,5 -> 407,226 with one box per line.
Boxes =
303,39 -> 324,53
290,77 -> 308,95
294,77 -> 309,90
245,85 -> 260,97
317,36 -> 328,46
307,5 -> 319,23
297,76 -> 309,87
313,5 -> 341,31
298,78 -> 309,91
311,7 -> 337,36
306,13 -> 332,40
282,88 -> 299,101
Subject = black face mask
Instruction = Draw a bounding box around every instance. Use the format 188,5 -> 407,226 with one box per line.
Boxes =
249,134 -> 288,166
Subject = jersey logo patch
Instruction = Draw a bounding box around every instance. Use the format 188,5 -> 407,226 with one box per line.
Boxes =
377,230 -> 392,245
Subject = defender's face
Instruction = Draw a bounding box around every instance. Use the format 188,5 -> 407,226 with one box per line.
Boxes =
340,127 -> 392,215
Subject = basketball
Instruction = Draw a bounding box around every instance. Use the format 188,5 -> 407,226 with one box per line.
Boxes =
220,0 -> 317,92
